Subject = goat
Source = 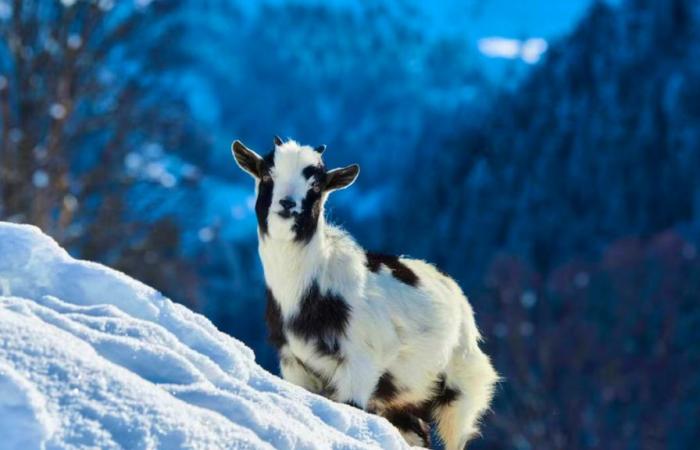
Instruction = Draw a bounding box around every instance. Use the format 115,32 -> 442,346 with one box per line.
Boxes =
232,137 -> 498,449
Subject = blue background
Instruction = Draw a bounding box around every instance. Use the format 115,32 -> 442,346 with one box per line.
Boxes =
1,0 -> 698,448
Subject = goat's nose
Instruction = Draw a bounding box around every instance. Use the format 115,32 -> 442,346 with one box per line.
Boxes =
279,197 -> 296,210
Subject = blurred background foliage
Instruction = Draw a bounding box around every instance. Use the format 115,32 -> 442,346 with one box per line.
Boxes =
1,0 -> 699,448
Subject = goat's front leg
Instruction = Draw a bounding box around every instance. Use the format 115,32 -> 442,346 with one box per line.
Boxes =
330,347 -> 381,410
279,348 -> 324,394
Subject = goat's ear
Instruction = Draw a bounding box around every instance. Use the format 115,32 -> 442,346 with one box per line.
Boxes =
231,140 -> 263,179
274,135 -> 283,146
325,164 -> 360,192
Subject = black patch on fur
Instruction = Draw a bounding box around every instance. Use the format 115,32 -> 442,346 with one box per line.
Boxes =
265,288 -> 286,349
431,373 -> 461,407
302,164 -> 325,180
365,253 -> 419,287
316,338 -> 341,357
384,409 -> 431,448
385,373 -> 461,438
402,402 -> 433,423
255,151 -> 276,236
293,165 -> 326,243
288,282 -> 351,358
345,400 -> 362,409
293,187 -> 324,244
373,372 -> 400,402
262,150 -> 275,168
256,179 -> 273,236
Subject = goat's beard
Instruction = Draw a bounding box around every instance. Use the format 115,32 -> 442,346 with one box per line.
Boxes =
266,214 -> 299,242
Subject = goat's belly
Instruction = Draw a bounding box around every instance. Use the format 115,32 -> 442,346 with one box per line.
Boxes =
367,344 -> 454,413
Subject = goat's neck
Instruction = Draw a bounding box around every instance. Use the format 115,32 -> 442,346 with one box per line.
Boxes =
258,218 -> 328,315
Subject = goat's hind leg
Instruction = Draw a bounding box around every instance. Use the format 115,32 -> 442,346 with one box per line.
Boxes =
434,350 -> 498,450
382,408 -> 431,448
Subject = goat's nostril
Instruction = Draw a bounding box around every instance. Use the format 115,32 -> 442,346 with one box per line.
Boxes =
279,197 -> 296,210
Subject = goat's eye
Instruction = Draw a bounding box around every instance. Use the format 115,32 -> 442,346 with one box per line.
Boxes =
262,174 -> 271,183
312,183 -> 321,193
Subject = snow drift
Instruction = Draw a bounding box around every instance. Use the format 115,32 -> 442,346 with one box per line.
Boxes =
0,222 -> 408,450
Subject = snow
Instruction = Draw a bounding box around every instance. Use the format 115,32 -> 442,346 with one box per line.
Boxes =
0,222 -> 408,450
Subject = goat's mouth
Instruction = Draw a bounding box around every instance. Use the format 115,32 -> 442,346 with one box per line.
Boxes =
277,210 -> 296,219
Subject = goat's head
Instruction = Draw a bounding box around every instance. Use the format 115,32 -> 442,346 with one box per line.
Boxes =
232,136 -> 359,243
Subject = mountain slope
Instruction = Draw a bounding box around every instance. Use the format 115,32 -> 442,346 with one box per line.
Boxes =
396,0 -> 700,277
0,222 -> 407,450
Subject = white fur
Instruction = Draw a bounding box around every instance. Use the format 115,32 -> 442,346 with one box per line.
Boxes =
239,140 -> 498,450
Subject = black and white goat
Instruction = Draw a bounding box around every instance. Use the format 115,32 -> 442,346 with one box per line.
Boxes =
232,137 -> 498,449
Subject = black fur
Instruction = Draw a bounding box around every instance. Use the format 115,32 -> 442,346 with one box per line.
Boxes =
288,282 -> 351,358
384,409 -> 431,448
256,179 -> 273,236
430,372 -> 461,408
403,373 -> 462,415
377,372 -> 461,445
302,164 -> 325,180
293,186 -> 323,244
265,288 -> 286,349
316,339 -> 341,357
262,150 -> 275,168
253,151 -> 276,236
365,252 -> 420,287
290,165 -> 327,243
372,372 -> 400,403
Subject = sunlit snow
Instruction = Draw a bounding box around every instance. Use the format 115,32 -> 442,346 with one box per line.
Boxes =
0,222 -> 408,450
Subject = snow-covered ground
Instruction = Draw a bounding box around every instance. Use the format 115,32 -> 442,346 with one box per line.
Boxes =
0,222 -> 408,450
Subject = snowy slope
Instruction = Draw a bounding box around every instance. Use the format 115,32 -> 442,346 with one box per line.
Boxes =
0,222 -> 408,450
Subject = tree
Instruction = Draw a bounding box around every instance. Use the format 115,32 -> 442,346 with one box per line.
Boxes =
0,0 -> 204,307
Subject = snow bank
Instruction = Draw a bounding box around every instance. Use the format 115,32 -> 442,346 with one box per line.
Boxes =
0,222 -> 408,450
